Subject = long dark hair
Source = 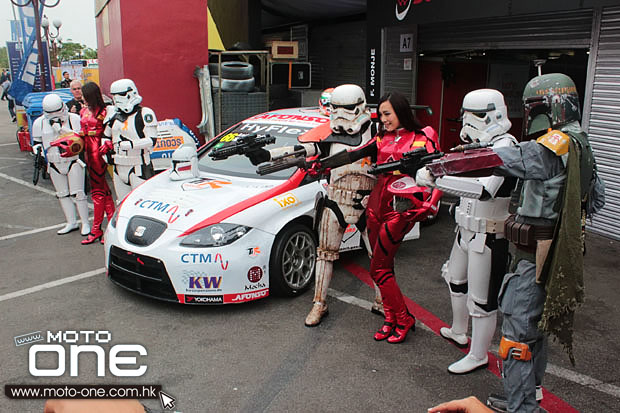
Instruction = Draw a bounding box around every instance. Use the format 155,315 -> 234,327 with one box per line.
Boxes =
82,82 -> 105,115
377,91 -> 424,137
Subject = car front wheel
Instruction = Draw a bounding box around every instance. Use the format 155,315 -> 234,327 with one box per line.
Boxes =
269,223 -> 317,297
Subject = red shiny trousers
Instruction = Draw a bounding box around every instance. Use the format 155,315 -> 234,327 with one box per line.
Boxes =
84,136 -> 115,237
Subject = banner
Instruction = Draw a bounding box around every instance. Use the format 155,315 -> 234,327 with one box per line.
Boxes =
9,1 -> 53,104
6,42 -> 23,79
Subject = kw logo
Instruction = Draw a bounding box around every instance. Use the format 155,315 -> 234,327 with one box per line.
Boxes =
273,193 -> 298,209
188,276 -> 222,289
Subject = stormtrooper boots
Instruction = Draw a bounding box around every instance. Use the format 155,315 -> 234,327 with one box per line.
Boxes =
57,196 -> 79,235
448,313 -> 496,374
440,293 -> 469,348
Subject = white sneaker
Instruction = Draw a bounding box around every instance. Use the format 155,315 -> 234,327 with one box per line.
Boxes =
440,327 -> 468,347
57,222 -> 79,235
448,353 -> 489,374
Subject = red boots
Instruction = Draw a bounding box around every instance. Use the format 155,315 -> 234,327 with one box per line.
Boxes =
387,310 -> 415,344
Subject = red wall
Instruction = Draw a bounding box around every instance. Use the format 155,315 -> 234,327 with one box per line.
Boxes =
96,0 -> 124,91
96,0 -> 209,138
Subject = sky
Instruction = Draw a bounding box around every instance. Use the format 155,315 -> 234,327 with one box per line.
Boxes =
1,0 -> 97,49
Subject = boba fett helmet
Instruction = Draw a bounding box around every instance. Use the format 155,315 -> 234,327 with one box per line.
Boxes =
522,73 -> 581,138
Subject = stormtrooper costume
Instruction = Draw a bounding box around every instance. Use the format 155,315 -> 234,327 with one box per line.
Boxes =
247,84 -> 377,326
418,89 -> 517,374
102,79 -> 158,202
32,94 -> 90,236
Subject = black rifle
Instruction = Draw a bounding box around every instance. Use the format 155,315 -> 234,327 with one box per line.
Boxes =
369,147 -> 444,176
33,145 -> 45,185
257,148 -> 355,176
208,133 -> 275,160
450,141 -> 491,152
257,148 -> 307,175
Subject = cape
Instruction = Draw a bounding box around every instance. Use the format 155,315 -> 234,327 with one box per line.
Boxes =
539,137 -> 585,365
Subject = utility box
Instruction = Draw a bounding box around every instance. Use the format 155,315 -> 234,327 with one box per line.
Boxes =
212,90 -> 268,133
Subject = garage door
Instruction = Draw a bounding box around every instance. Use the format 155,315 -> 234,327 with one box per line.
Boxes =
584,6 -> 620,240
418,9 -> 593,50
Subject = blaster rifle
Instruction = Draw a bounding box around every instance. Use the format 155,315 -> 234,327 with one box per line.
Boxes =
208,133 -> 275,160
33,145 -> 45,185
450,141 -> 491,152
257,149 -> 308,175
369,147 -> 444,176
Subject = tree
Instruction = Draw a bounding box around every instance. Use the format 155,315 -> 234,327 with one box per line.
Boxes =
0,47 -> 8,69
57,42 -> 97,62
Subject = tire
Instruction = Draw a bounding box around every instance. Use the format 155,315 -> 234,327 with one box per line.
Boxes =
208,63 -> 219,76
220,62 -> 253,80
269,223 -> 317,297
221,77 -> 255,92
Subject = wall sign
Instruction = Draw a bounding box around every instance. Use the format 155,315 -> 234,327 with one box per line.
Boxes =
400,33 -> 414,52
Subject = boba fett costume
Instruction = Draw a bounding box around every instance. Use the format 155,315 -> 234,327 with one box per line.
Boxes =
421,73 -> 604,412
489,73 -> 604,412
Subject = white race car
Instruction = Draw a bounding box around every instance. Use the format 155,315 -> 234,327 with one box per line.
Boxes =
104,108 -> 419,304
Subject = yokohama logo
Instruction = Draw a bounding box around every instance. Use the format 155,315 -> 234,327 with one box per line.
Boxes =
227,288 -> 269,303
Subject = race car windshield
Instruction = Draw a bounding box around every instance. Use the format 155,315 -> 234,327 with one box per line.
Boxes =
198,122 -> 314,180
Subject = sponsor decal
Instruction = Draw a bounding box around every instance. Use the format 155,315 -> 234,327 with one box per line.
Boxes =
236,122 -> 312,136
181,177 -> 232,191
180,253 -> 229,270
22,330 -> 147,377
134,199 -> 184,224
247,247 -> 261,258
187,276 -> 222,290
225,288 -> 269,303
185,295 -> 223,304
134,226 -> 146,237
273,192 -> 299,209
245,282 -> 266,291
154,137 -> 183,151
246,114 -> 328,124
247,266 -> 263,283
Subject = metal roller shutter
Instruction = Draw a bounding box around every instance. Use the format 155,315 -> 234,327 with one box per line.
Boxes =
418,9 -> 593,50
308,20 -> 366,90
585,6 -> 620,240
381,25 -> 417,103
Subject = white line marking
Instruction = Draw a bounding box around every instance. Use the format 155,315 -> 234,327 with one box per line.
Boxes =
0,223 -> 66,241
0,142 -> 19,147
0,171 -> 56,196
327,287 -> 620,400
0,156 -> 27,161
0,268 -> 106,302
0,217 -> 94,241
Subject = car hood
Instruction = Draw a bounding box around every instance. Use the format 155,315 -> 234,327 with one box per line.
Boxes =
119,171 -> 282,232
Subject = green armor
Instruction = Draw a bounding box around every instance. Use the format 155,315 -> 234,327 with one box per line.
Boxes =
522,73 -> 581,137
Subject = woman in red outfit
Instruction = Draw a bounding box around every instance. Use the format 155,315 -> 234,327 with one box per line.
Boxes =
80,82 -> 115,244
367,91 -> 442,343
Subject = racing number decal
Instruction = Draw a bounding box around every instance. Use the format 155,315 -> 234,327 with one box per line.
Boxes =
220,133 -> 239,143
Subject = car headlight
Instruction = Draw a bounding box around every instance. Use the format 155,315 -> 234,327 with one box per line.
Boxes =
110,208 -> 119,228
180,224 -> 251,247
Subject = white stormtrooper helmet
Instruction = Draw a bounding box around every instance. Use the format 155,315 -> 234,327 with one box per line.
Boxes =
460,89 -> 511,143
110,78 -> 142,113
43,93 -> 68,129
329,84 -> 370,135
169,144 -> 200,181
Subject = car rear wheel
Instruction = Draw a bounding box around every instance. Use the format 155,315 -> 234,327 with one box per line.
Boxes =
269,223 -> 317,297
